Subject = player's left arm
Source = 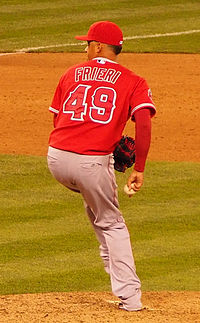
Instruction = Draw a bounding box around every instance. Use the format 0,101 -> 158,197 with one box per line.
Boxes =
49,76 -> 64,127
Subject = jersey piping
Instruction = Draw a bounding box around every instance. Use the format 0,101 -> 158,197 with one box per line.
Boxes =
131,103 -> 156,116
49,106 -> 59,114
92,57 -> 118,64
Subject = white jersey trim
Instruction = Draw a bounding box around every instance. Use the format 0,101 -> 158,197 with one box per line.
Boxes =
92,57 -> 118,64
49,106 -> 59,114
131,103 -> 156,116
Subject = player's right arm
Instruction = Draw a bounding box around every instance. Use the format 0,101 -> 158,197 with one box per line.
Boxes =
127,108 -> 151,192
134,108 -> 151,172
127,76 -> 156,193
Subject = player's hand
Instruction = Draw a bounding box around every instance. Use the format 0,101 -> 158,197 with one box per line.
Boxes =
127,169 -> 144,193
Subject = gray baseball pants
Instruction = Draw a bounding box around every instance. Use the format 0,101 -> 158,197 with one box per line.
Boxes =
47,146 -> 142,310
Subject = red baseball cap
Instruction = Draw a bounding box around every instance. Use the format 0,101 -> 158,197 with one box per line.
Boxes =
75,21 -> 123,47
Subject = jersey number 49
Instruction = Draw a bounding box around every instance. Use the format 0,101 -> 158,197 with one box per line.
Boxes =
63,84 -> 116,124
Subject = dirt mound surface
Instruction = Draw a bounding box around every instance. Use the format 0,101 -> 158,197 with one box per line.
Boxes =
0,291 -> 199,323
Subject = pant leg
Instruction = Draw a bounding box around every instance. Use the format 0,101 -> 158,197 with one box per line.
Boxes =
84,203 -> 141,310
76,152 -> 142,310
47,146 -> 142,310
84,203 -> 110,274
103,222 -> 142,310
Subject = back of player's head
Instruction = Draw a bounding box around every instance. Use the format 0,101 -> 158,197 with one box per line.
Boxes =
75,21 -> 123,48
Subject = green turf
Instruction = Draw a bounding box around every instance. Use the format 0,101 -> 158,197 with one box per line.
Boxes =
0,0 -> 200,53
0,154 -> 199,295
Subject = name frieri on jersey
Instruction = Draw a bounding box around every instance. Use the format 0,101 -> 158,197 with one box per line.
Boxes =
75,67 -> 121,84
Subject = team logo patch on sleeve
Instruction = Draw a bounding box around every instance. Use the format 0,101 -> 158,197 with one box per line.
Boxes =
148,89 -> 153,100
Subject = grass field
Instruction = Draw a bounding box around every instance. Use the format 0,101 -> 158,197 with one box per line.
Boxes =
0,0 -> 200,53
0,154 -> 199,295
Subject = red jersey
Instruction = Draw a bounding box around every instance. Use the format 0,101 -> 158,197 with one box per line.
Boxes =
49,57 -> 156,155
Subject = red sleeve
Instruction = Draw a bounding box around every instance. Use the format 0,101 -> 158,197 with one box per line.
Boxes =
130,78 -> 156,119
134,108 -> 151,172
49,82 -> 62,115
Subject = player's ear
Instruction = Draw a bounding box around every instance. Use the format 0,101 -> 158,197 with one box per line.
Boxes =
95,42 -> 103,54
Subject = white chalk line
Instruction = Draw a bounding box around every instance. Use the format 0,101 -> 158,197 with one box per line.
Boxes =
0,51 -> 26,56
124,29 -> 200,40
0,29 -> 199,56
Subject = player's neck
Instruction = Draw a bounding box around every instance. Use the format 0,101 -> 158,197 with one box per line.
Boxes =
94,53 -> 118,62
97,44 -> 118,62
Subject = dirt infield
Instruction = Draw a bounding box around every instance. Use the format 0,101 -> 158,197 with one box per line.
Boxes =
0,53 -> 200,322
0,52 -> 200,161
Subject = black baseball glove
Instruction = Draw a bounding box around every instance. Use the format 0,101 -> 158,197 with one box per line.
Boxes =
113,136 -> 136,172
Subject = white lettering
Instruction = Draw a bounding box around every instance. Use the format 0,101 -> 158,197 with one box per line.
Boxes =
95,68 -> 107,81
83,67 -> 92,81
75,67 -> 121,84
75,67 -> 83,82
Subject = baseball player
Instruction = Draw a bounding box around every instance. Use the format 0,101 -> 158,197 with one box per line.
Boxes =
47,21 -> 156,311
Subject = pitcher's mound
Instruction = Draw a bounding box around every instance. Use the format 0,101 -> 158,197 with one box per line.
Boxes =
0,291 -> 199,322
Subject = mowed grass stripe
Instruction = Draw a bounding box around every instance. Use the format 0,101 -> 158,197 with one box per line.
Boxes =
135,231 -> 200,259
1,230 -> 199,265
1,2 -> 199,30
0,0 -> 200,52
1,240 -> 199,292
0,248 -> 101,278
138,255 -> 200,291
0,154 -> 200,294
1,247 -> 198,292
0,267 -> 109,295
0,232 -> 97,263
0,204 -> 198,243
